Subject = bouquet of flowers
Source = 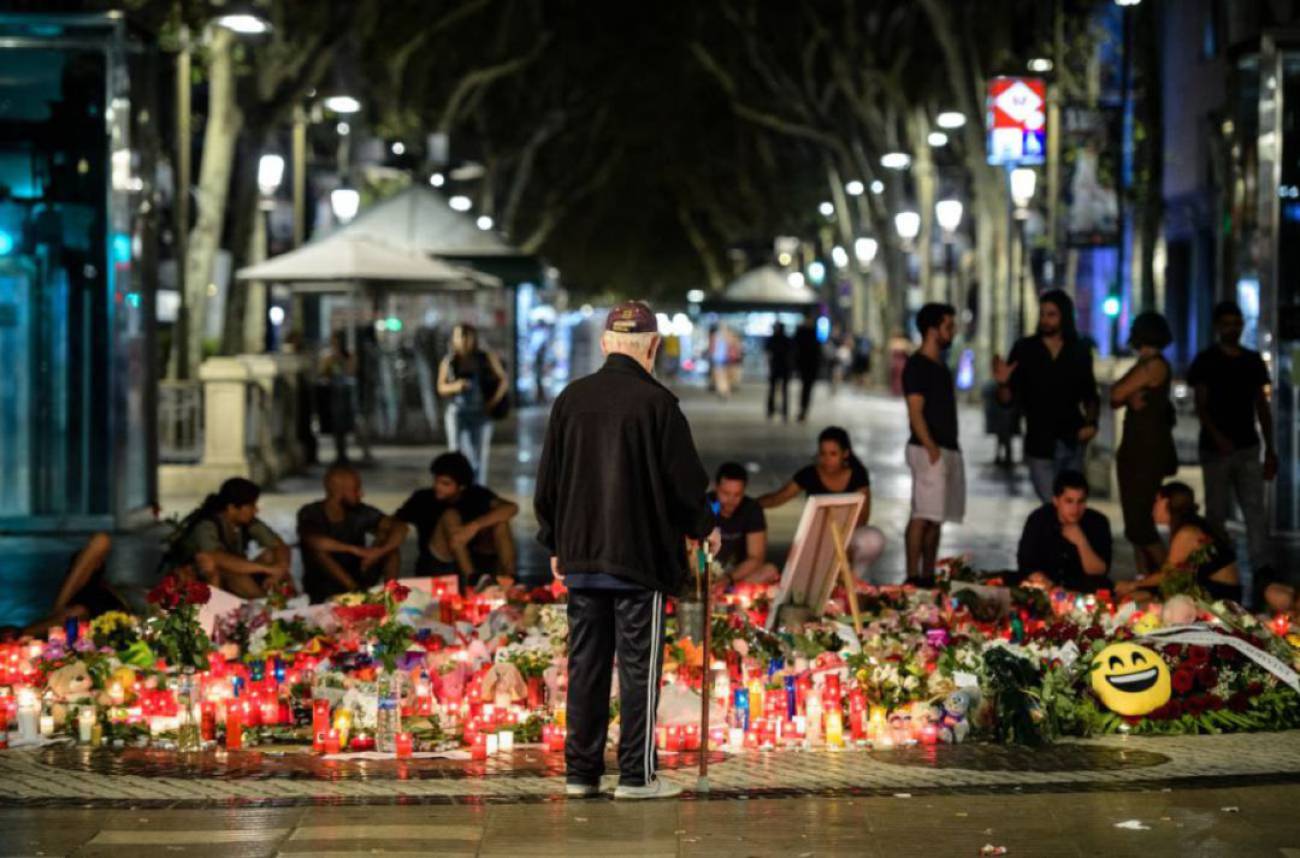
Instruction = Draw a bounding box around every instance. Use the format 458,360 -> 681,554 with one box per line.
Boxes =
335,580 -> 414,673
90,611 -> 140,653
144,574 -> 212,670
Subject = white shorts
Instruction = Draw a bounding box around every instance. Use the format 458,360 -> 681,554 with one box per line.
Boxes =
907,445 -> 966,524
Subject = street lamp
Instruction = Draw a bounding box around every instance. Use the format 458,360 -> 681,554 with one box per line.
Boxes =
429,172 -> 446,188
854,237 -> 878,266
323,94 -> 362,114
831,245 -> 849,268
257,154 -> 285,198
818,201 -> 835,217
936,111 -> 967,129
330,187 -> 360,224
936,199 -> 964,303
927,131 -> 949,147
870,180 -> 885,194
881,152 -> 911,170
845,180 -> 865,196
1008,168 -> 1038,336
449,195 -> 473,212
476,215 -> 494,231
894,211 -> 920,245
214,12 -> 272,35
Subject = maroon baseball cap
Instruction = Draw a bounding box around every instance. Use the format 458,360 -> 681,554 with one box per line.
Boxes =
604,300 -> 657,334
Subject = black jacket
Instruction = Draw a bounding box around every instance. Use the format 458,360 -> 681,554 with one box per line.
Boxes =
534,354 -> 713,592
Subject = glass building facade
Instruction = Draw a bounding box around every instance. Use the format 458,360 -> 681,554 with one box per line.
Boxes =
0,13 -> 156,530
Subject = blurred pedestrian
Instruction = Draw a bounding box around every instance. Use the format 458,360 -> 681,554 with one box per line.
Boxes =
438,323 -> 509,484
535,300 -> 716,801
319,330 -> 358,464
766,321 -> 791,421
903,304 -> 964,585
1187,301 -> 1278,601
794,315 -> 822,421
993,290 -> 1100,503
1110,311 -> 1178,575
711,324 -> 733,399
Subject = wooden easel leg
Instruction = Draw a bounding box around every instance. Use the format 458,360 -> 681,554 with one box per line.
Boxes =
830,520 -> 863,636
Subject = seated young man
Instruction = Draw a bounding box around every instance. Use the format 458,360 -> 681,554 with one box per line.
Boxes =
17,533 -> 130,638
165,477 -> 292,599
709,462 -> 780,588
396,452 -> 519,592
1017,470 -> 1113,593
297,464 -> 408,603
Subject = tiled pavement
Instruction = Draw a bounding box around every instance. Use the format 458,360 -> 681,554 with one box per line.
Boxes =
3,731 -> 1300,806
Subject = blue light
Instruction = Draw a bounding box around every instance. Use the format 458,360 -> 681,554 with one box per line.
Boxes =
816,316 -> 830,343
0,230 -> 13,255
1103,295 -> 1121,318
807,261 -> 826,286
111,233 -> 131,264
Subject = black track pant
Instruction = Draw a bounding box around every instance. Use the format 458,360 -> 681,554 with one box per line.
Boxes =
565,588 -> 665,787
798,370 -> 818,418
767,373 -> 789,419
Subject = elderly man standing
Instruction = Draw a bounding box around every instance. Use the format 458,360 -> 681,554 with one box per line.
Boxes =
535,300 -> 716,801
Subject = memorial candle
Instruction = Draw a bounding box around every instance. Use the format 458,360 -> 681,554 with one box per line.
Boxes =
312,700 -> 331,750
225,709 -> 242,750
395,731 -> 413,758
323,729 -> 341,755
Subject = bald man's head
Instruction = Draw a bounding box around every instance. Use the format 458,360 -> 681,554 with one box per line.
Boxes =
324,464 -> 363,508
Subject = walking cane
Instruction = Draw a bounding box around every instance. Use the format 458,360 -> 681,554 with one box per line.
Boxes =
696,540 -> 713,793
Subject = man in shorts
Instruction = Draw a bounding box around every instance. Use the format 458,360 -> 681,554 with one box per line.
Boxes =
902,303 -> 965,585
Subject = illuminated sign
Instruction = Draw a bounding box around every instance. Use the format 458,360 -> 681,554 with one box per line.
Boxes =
986,76 -> 1047,166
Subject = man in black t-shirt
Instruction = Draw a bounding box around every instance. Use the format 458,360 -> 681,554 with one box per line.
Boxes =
903,303 -> 965,584
297,464 -> 407,603
395,452 -> 519,591
1187,301 -> 1278,595
1017,470 -> 1112,593
708,462 -> 778,587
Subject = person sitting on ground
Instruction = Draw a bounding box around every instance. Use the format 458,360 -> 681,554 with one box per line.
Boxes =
396,452 -> 519,592
1016,470 -> 1113,593
1115,482 -> 1242,604
758,426 -> 889,583
163,477 -> 292,599
17,533 -> 131,637
297,464 -> 408,603
708,462 -> 780,589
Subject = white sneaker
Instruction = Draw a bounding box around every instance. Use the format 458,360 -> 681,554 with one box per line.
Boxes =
614,778 -> 682,801
565,783 -> 600,798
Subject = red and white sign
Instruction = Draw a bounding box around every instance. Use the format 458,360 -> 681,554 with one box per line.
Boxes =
986,76 -> 1047,166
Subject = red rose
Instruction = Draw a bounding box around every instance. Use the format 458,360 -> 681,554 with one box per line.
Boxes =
1196,666 -> 1218,689
1185,694 -> 1208,716
1247,681 -> 1264,695
1186,645 -> 1211,666
1164,699 -> 1184,718
1228,693 -> 1250,713
187,580 -> 212,605
1171,668 -> 1196,694
1162,644 -> 1182,658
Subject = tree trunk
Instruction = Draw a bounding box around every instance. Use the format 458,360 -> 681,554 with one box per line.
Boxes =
907,108 -> 937,303
221,133 -> 262,355
183,26 -> 242,376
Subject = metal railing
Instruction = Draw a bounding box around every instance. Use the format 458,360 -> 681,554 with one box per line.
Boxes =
158,380 -> 203,463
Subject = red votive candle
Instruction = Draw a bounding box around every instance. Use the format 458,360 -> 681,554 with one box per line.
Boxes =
312,700 -> 331,751
225,709 -> 242,751
323,729 -> 341,755
395,732 -> 413,758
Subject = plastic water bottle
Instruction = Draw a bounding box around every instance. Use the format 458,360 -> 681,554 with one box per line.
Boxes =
376,672 -> 401,754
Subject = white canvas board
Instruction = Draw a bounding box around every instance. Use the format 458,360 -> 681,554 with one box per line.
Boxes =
764,493 -> 865,631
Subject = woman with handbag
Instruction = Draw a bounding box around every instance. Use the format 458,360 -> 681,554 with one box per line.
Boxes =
438,324 -> 509,483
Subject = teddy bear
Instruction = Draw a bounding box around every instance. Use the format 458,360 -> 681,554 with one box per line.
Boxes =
931,688 -> 981,744
480,662 -> 528,705
46,661 -> 96,727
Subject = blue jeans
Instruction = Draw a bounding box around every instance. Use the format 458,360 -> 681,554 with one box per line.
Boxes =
445,406 -> 493,483
1027,440 -> 1085,504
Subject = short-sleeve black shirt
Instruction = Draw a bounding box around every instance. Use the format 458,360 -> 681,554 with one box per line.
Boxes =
1016,505 -> 1113,593
792,460 -> 871,495
396,485 -> 498,573
297,501 -> 386,600
707,492 -> 767,567
1186,345 -> 1272,452
902,353 -> 960,451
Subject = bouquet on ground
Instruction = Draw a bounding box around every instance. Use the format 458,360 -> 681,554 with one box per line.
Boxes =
144,574 -> 212,670
331,580 -> 414,672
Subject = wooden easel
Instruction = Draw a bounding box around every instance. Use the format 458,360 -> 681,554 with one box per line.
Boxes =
829,519 -> 863,636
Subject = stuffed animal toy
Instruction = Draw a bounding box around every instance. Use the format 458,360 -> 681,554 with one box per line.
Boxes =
480,662 -> 527,705
1161,594 -> 1199,626
46,661 -> 95,727
931,688 -> 980,743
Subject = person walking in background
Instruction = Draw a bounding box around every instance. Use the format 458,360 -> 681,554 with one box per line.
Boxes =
794,315 -> 822,422
903,303 -> 965,585
711,324 -> 734,399
1111,311 -> 1179,575
318,331 -> 358,464
765,321 -> 792,421
1187,301 -> 1279,602
534,300 -> 716,801
438,323 -> 509,484
993,290 -> 1100,502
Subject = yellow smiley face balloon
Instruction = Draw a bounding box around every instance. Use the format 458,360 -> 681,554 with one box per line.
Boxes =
1090,642 -> 1171,716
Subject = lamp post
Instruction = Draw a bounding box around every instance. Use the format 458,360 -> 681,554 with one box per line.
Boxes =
1010,167 -> 1037,338
1112,0 -> 1140,353
330,187 -> 360,224
935,199 -> 964,304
